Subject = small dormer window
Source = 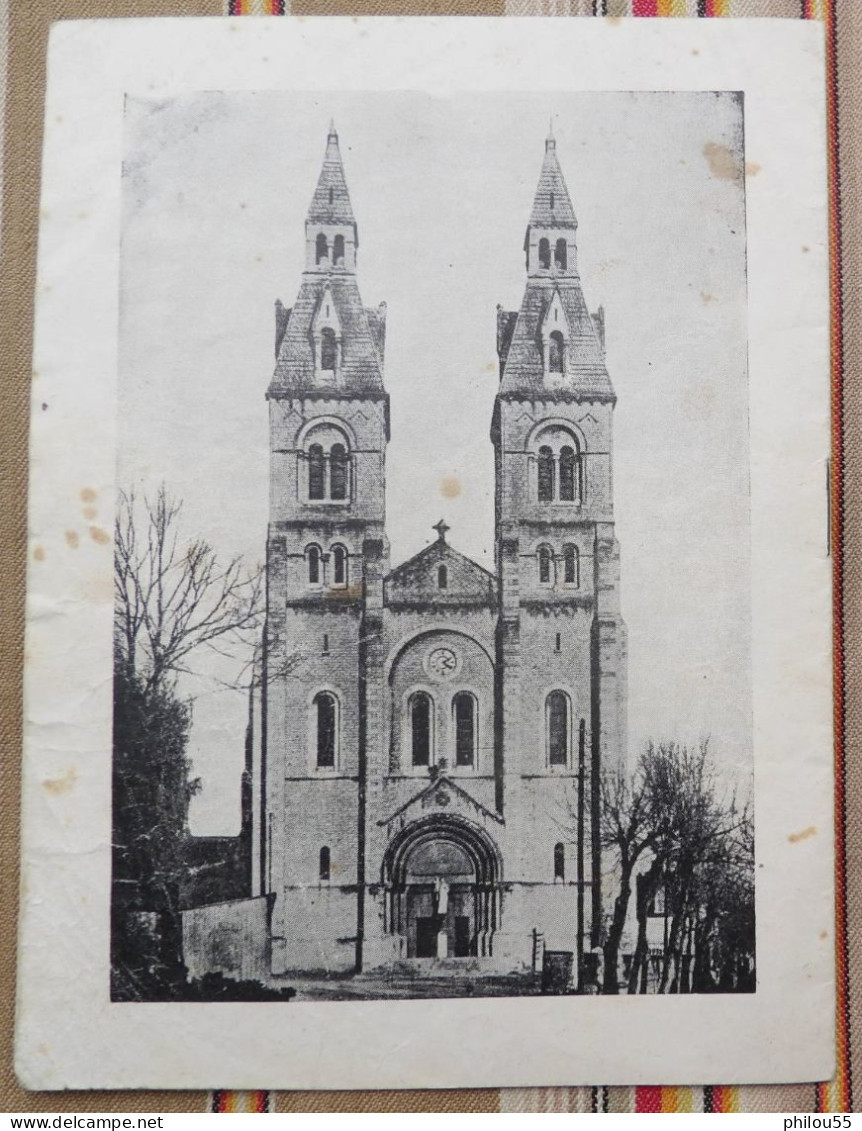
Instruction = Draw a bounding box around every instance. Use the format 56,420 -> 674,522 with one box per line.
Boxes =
549,191 -> 555,211
549,331 -> 564,374
438,565 -> 448,590
328,187 -> 334,205
320,327 -> 337,371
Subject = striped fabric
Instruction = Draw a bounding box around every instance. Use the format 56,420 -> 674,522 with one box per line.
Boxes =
219,0 -> 850,1116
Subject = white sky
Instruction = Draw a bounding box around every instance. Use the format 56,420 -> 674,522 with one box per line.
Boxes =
119,91 -> 751,835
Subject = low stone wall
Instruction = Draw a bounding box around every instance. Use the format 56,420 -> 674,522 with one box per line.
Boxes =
182,895 -> 270,984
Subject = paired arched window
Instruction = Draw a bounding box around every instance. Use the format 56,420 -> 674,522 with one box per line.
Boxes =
438,565 -> 448,590
333,234 -> 345,265
549,331 -> 565,374
306,543 -> 349,588
538,237 -> 551,270
319,846 -> 331,881
563,544 -> 579,586
303,424 -> 352,503
554,842 -> 565,881
332,544 -> 348,587
315,233 -> 328,265
314,691 -> 338,769
306,544 -> 323,585
410,692 -> 433,767
554,239 -> 567,271
320,327 -> 337,371
533,426 -> 582,504
537,544 -> 579,587
546,690 -> 570,767
453,692 -> 477,767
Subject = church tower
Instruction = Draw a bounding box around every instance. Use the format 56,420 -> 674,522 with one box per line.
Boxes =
263,124 -> 390,975
492,129 -> 627,951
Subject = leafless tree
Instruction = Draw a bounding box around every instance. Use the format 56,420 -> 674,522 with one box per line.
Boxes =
114,485 -> 263,694
599,739 -> 754,996
623,740 -> 753,995
599,762 -> 669,994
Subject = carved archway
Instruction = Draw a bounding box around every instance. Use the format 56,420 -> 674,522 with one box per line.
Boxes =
381,815 -> 503,959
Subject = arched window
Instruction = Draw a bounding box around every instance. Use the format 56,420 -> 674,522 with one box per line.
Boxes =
333,234 -> 345,265
453,692 -> 476,767
332,544 -> 348,587
330,443 -> 348,500
538,237 -> 551,270
554,238 -> 567,271
303,424 -> 352,504
319,846 -> 331,881
554,842 -> 565,881
559,445 -> 577,501
306,544 -> 322,586
315,691 -> 338,768
538,544 -> 553,585
563,544 -> 579,586
538,445 -> 555,503
308,443 -> 326,500
438,565 -> 448,590
549,331 -> 565,374
410,692 -> 433,767
315,233 -> 328,265
547,691 -> 569,767
320,327 -> 337,371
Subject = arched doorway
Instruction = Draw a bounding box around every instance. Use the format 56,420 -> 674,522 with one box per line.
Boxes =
382,815 -> 502,960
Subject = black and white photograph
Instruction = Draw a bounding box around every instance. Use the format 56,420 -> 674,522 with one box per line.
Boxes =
16,17 -> 833,1090
111,90 -> 755,1003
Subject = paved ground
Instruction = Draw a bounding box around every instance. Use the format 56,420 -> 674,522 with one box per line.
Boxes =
286,966 -> 544,1002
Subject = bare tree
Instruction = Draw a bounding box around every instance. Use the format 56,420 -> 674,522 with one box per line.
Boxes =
623,740 -> 753,995
111,484 -> 264,1000
114,485 -> 263,693
599,762 -> 669,994
600,740 -> 755,997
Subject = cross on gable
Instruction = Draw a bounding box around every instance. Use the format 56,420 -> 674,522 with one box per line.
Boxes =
433,519 -> 450,542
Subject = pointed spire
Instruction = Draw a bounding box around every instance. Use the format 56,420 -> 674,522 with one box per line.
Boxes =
528,131 -> 577,231
307,123 -> 356,226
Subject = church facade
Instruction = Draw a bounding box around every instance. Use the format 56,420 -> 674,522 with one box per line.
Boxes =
238,124 -> 627,983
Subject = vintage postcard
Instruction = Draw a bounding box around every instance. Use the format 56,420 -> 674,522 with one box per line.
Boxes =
17,16 -> 833,1089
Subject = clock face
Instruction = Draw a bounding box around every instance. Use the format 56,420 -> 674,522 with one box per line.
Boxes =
426,646 -> 459,679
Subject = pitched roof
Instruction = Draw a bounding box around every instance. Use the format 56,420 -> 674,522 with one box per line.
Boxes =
527,135 -> 578,232
307,123 -> 356,229
268,275 -> 385,397
378,772 -> 504,829
385,536 -> 496,609
498,277 -> 614,400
